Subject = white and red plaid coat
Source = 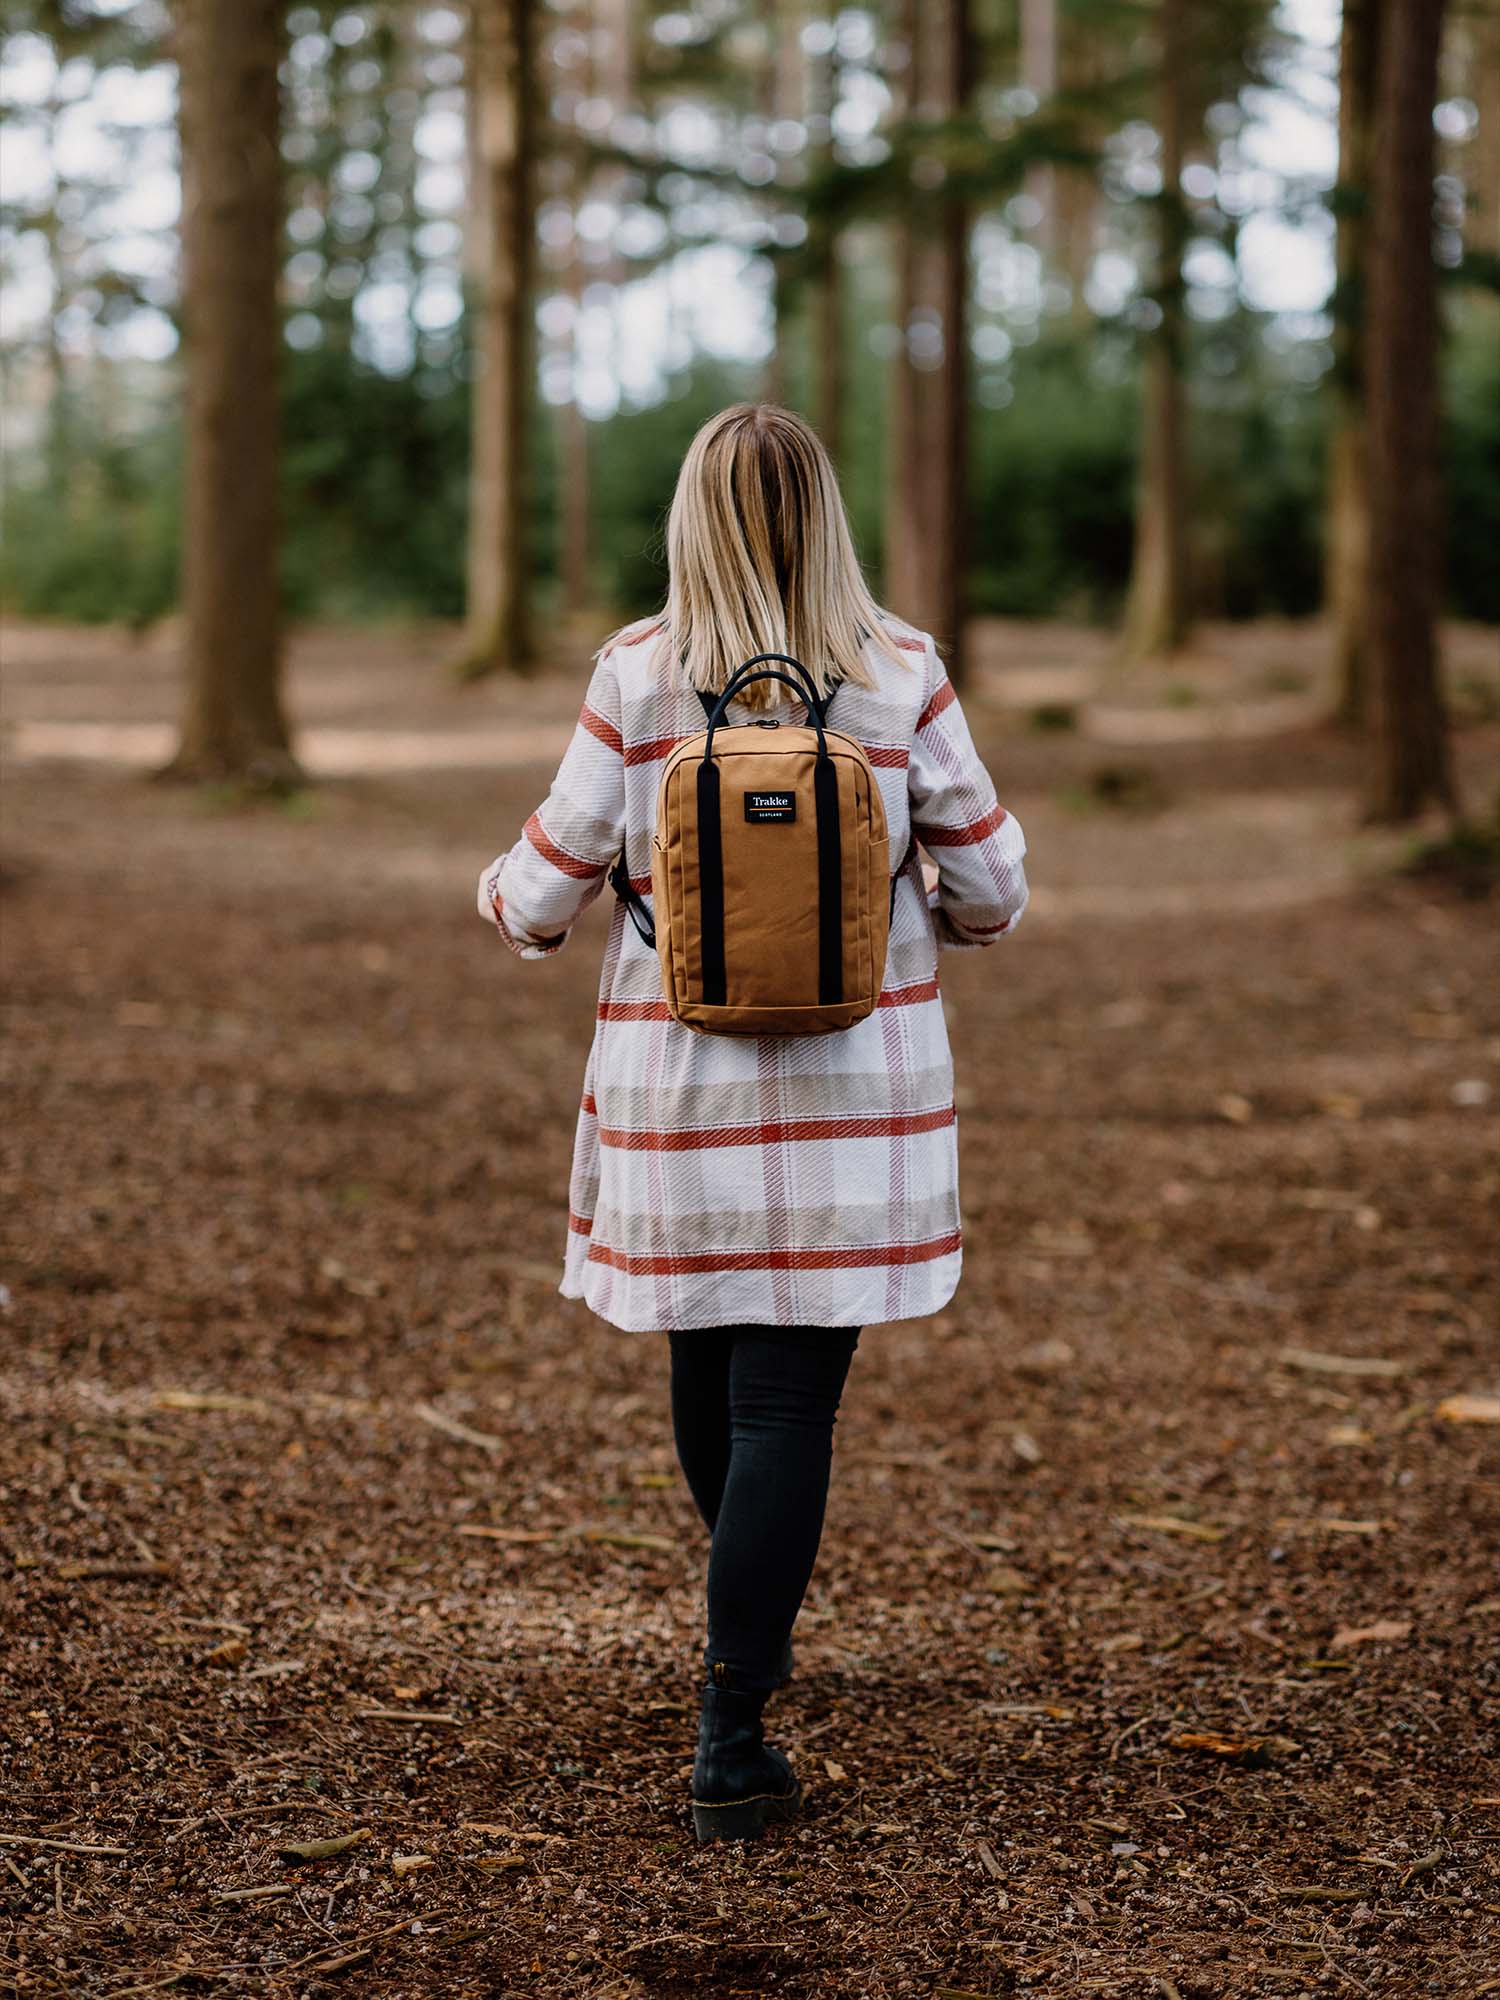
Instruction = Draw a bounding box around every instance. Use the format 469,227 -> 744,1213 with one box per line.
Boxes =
477,614 -> 1029,1332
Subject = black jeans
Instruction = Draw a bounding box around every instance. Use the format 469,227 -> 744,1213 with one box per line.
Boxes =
667,1323 -> 860,1696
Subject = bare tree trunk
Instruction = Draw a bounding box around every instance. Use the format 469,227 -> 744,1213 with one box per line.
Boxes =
455,0 -> 537,680
762,0 -> 803,405
1327,0 -> 1379,724
1121,0 -> 1191,663
809,36 -> 844,466
885,0 -> 971,679
558,0 -> 594,619
1020,0 -> 1057,254
167,0 -> 295,783
1363,0 -> 1455,823
1052,8 -> 1100,318
884,0 -> 922,621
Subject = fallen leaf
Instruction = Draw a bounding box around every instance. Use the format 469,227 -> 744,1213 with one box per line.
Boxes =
391,1853 -> 433,1876
1326,1425 -> 1371,1447
473,1853 -> 529,1871
204,1638 -> 247,1668
1172,1732 -> 1297,1767
1330,1619 -> 1411,1649
1216,1092 -> 1253,1124
1011,1431 -> 1043,1466
984,1565 -> 1030,1595
1435,1394 -> 1500,1425
824,1758 -> 848,1782
1014,1337 -> 1076,1375
278,1829 -> 371,1861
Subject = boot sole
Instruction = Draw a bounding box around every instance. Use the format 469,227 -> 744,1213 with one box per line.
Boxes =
692,1782 -> 802,1844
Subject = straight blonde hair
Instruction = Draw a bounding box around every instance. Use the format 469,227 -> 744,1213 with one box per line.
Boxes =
640,403 -> 907,710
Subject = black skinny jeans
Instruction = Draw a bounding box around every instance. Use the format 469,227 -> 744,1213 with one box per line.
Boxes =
667,1323 -> 860,1696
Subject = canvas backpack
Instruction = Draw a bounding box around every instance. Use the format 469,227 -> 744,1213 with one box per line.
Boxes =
610,653 -> 911,1037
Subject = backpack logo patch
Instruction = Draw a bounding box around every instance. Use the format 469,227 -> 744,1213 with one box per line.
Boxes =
744,791 -> 796,823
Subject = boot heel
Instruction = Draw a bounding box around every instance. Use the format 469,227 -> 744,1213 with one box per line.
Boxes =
692,1782 -> 801,1844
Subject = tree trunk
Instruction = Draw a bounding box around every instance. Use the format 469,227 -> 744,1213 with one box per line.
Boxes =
1327,0 -> 1379,724
762,0 -> 803,406
1020,0 -> 1057,254
455,0 -> 537,680
1363,0 -> 1455,822
809,37 -> 844,466
168,0 -> 295,784
885,0 -> 971,679
884,0 -> 921,622
558,0 -> 594,620
1121,0 -> 1191,663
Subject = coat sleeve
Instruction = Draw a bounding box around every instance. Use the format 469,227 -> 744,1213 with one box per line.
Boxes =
906,636 -> 1029,950
476,653 -> 627,960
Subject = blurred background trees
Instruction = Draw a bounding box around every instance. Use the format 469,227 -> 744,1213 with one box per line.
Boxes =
1,0 -> 1496,816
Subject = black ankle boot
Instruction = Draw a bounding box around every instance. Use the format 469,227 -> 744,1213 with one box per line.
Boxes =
691,1664 -> 801,1843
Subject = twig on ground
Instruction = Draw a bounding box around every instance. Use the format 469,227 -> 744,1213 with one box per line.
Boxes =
0,1834 -> 128,1857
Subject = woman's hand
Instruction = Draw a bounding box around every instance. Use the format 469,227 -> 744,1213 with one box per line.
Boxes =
922,861 -> 940,897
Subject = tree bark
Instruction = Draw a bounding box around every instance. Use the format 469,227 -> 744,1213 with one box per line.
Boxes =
1020,0 -> 1058,254
456,0 -> 537,679
809,36 -> 844,467
1363,0 -> 1455,822
1121,0 -> 1191,663
885,0 -> 971,680
1327,0 -> 1379,724
168,0 -> 295,783
884,0 -> 922,624
761,0 -> 803,406
558,0 -> 594,620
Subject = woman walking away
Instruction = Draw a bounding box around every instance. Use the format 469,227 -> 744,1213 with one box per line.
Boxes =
476,404 -> 1029,1841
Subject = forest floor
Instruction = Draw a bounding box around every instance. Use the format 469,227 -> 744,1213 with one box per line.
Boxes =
2,618 -> 1498,2000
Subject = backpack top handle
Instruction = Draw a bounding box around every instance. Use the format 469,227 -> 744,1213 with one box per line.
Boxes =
701,664 -> 833,767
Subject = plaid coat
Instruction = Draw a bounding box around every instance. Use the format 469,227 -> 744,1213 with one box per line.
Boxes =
477,616 -> 1029,1332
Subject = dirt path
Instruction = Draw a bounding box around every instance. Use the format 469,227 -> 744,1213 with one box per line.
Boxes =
2,626 -> 1497,1998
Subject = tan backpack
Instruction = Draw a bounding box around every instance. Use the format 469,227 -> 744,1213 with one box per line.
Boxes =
611,654 -> 910,1037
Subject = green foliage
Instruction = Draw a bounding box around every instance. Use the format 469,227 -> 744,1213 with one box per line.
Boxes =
968,342 -> 1138,619
279,343 -> 471,619
5,322 -> 1497,634
0,393 -> 179,625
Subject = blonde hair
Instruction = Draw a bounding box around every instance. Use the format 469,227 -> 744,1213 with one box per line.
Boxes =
633,403 -> 906,710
